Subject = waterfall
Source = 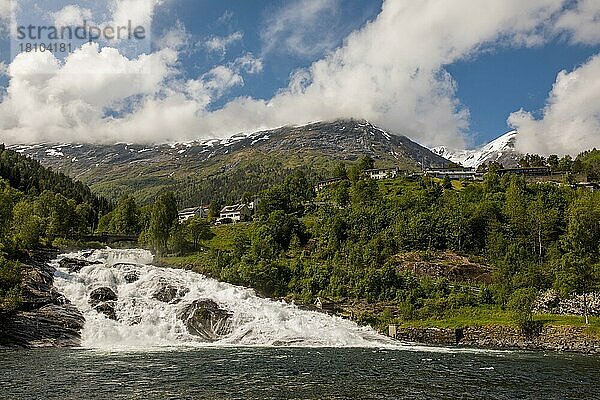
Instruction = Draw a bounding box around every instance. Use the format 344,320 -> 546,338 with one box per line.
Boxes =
52,249 -> 394,350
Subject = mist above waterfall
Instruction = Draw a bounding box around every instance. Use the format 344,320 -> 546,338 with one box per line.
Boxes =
53,249 -> 392,350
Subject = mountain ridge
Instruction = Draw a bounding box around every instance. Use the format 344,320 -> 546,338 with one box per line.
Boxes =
7,119 -> 451,205
432,130 -> 521,168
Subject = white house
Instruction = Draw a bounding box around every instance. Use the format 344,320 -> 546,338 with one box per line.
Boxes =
217,204 -> 252,224
178,206 -> 208,223
424,168 -> 482,181
364,168 -> 400,180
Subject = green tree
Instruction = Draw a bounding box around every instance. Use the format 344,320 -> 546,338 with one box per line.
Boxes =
0,256 -> 23,311
185,216 -> 214,250
507,287 -> 538,333
556,193 -> 600,324
108,195 -> 140,234
332,162 -> 347,179
11,200 -> 43,249
145,192 -> 179,254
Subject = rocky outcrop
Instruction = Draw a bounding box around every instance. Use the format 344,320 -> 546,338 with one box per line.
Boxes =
59,257 -> 102,273
0,251 -> 85,348
152,279 -> 189,303
391,251 -> 492,284
89,287 -> 118,305
89,287 -> 118,320
391,324 -> 600,354
534,289 -> 600,316
178,299 -> 232,341
0,304 -> 84,347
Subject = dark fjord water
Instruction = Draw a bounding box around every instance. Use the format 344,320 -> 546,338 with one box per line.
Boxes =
1,347 -> 598,400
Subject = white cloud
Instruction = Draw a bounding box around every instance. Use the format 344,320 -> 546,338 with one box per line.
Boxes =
234,53 -> 263,74
2,0 -> 600,147
509,54 -> 600,156
0,0 -> 13,21
0,43 -> 177,143
204,31 -> 243,55
52,5 -> 93,27
239,0 -> 571,147
202,65 -> 243,95
261,0 -> 341,57
109,0 -> 163,30
156,21 -> 189,50
554,0 -> 600,44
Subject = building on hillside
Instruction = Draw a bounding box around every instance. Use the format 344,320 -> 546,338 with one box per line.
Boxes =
217,204 -> 252,224
314,178 -> 345,192
178,206 -> 209,223
364,168 -> 401,180
424,168 -> 482,181
498,167 -> 550,176
247,199 -> 260,213
573,182 -> 600,192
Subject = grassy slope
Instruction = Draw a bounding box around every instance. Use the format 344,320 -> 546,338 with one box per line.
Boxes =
80,147 -> 418,205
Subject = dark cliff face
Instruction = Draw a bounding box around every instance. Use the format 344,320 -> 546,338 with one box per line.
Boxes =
0,251 -> 84,348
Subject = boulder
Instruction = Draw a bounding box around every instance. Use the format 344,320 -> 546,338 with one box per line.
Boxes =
89,287 -> 117,306
152,279 -> 189,303
59,257 -> 102,273
89,287 -> 118,320
123,271 -> 140,284
94,302 -> 117,321
19,263 -> 67,311
178,299 -> 233,341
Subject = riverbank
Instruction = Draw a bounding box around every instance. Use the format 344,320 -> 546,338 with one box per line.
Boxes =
390,324 -> 600,354
0,249 -> 85,348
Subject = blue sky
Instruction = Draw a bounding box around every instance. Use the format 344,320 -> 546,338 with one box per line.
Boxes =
0,0 -> 599,154
151,0 -> 600,145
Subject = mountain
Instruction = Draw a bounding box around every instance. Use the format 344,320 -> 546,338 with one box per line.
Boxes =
432,130 -> 522,168
8,119 -> 451,205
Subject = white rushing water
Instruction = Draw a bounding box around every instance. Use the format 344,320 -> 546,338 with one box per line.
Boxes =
53,249 -> 393,350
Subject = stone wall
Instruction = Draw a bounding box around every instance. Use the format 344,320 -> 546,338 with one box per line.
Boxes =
391,324 -> 600,354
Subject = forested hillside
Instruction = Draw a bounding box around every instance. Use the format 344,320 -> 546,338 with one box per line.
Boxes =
161,158 -> 600,330
0,146 -> 111,311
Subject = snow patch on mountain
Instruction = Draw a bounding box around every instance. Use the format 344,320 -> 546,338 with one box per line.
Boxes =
432,131 -> 519,168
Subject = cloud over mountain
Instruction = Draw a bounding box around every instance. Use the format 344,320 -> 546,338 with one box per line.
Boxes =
0,0 -> 598,146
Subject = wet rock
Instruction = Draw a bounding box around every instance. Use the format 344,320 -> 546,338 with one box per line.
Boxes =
0,304 -> 85,348
94,302 -> 117,321
19,263 -> 67,310
88,287 -> 118,320
152,279 -> 189,303
113,263 -> 138,269
59,257 -> 102,273
123,271 -> 140,284
89,287 -> 118,306
178,299 -> 233,341
0,251 -> 86,348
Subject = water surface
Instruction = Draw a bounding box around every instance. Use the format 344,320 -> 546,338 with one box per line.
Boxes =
1,347 -> 598,399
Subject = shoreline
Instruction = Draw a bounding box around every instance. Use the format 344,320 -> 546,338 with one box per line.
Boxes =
388,324 -> 600,354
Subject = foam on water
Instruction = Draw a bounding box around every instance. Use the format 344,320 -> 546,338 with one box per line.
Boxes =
52,249 -> 394,350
